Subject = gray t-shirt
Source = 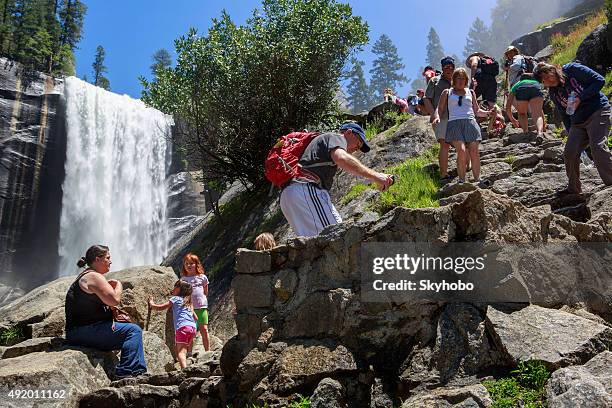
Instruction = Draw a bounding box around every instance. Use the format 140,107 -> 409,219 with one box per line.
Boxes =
425,75 -> 452,113
508,55 -> 526,87
298,133 -> 347,191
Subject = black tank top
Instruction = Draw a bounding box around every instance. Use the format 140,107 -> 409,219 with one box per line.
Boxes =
65,270 -> 113,331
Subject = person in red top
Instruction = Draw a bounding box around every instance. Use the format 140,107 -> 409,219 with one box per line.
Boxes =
422,66 -> 439,84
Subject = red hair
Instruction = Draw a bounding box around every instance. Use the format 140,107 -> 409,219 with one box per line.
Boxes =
181,252 -> 205,276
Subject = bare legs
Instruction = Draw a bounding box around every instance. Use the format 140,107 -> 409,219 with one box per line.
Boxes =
451,141 -> 480,182
529,97 -> 545,135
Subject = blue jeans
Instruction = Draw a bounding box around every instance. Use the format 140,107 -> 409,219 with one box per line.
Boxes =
66,320 -> 147,377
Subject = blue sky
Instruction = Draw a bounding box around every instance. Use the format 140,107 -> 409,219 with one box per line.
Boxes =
75,0 -> 497,99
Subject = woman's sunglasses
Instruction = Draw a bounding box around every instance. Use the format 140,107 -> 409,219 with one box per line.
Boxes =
458,95 -> 463,107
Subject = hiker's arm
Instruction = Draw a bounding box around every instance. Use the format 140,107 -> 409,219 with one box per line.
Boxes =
567,63 -> 604,102
203,281 -> 209,297
148,298 -> 171,310
331,148 -> 391,189
85,273 -> 122,306
432,89 -> 448,124
192,304 -> 198,321
505,94 -> 520,127
468,57 -> 478,87
472,90 -> 489,118
424,98 -> 435,119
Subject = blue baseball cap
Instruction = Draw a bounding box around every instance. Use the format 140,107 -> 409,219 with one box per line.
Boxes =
339,123 -> 370,153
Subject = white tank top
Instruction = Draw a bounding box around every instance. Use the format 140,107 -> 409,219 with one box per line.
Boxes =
448,88 -> 475,121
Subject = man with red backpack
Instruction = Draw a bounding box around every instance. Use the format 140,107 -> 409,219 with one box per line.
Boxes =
269,123 -> 393,237
466,52 -> 499,109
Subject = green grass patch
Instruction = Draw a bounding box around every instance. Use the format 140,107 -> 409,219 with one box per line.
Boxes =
341,145 -> 441,213
483,361 -> 550,408
0,326 -> 25,346
373,146 -> 440,213
504,155 -> 517,165
246,396 -> 310,408
550,10 -> 607,66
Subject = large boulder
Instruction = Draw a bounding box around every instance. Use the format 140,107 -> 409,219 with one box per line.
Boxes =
511,14 -> 590,56
310,378 -> 347,408
487,305 -> 612,369
546,351 -> 612,408
401,384 -> 493,408
0,348 -> 111,408
575,24 -> 611,75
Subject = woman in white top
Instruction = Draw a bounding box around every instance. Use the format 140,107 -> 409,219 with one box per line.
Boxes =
433,68 -> 490,183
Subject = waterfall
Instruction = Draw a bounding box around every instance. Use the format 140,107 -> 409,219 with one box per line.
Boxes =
58,77 -> 173,275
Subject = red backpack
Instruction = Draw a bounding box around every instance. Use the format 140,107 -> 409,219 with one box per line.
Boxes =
264,131 -> 320,188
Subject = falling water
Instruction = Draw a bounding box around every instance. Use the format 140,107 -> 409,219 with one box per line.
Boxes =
58,77 -> 173,275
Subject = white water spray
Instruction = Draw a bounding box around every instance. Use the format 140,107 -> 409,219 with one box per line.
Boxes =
58,77 -> 173,275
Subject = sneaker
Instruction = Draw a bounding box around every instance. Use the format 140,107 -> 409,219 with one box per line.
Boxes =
457,179 -> 465,184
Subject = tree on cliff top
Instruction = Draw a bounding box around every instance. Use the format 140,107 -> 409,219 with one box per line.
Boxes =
92,45 -> 110,90
150,48 -> 172,77
140,0 -> 368,189
0,0 -> 85,75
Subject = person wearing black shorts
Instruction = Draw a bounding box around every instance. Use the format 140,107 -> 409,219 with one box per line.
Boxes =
505,78 -> 545,135
466,52 -> 498,109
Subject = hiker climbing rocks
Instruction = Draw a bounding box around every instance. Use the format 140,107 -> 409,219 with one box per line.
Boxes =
466,52 -> 499,109
433,68 -> 490,184
424,56 -> 454,181
384,88 -> 409,113
503,46 -> 538,91
273,123 -> 393,237
505,76 -> 545,135
534,62 -> 612,194
149,280 -> 198,369
254,232 -> 276,250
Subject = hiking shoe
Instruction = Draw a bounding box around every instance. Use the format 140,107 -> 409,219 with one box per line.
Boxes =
556,187 -> 582,196
439,175 -> 454,184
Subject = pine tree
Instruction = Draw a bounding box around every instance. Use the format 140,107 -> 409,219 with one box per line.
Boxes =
92,45 -> 110,90
426,28 -> 445,70
345,57 -> 370,113
463,17 -> 494,58
369,34 -> 407,101
0,0 -> 14,55
150,48 -> 172,76
12,0 -> 53,70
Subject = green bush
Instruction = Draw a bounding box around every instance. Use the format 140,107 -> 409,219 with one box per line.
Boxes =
504,155 -> 517,165
0,326 -> 24,346
484,361 -> 550,408
141,0 -> 368,189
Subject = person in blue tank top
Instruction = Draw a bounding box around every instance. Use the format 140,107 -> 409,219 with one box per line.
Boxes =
149,280 -> 198,369
534,62 -> 612,194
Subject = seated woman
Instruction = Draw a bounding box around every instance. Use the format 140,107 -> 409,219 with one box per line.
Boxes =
65,245 -> 147,379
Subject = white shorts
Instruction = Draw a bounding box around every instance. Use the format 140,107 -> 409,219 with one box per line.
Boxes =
280,182 -> 342,237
